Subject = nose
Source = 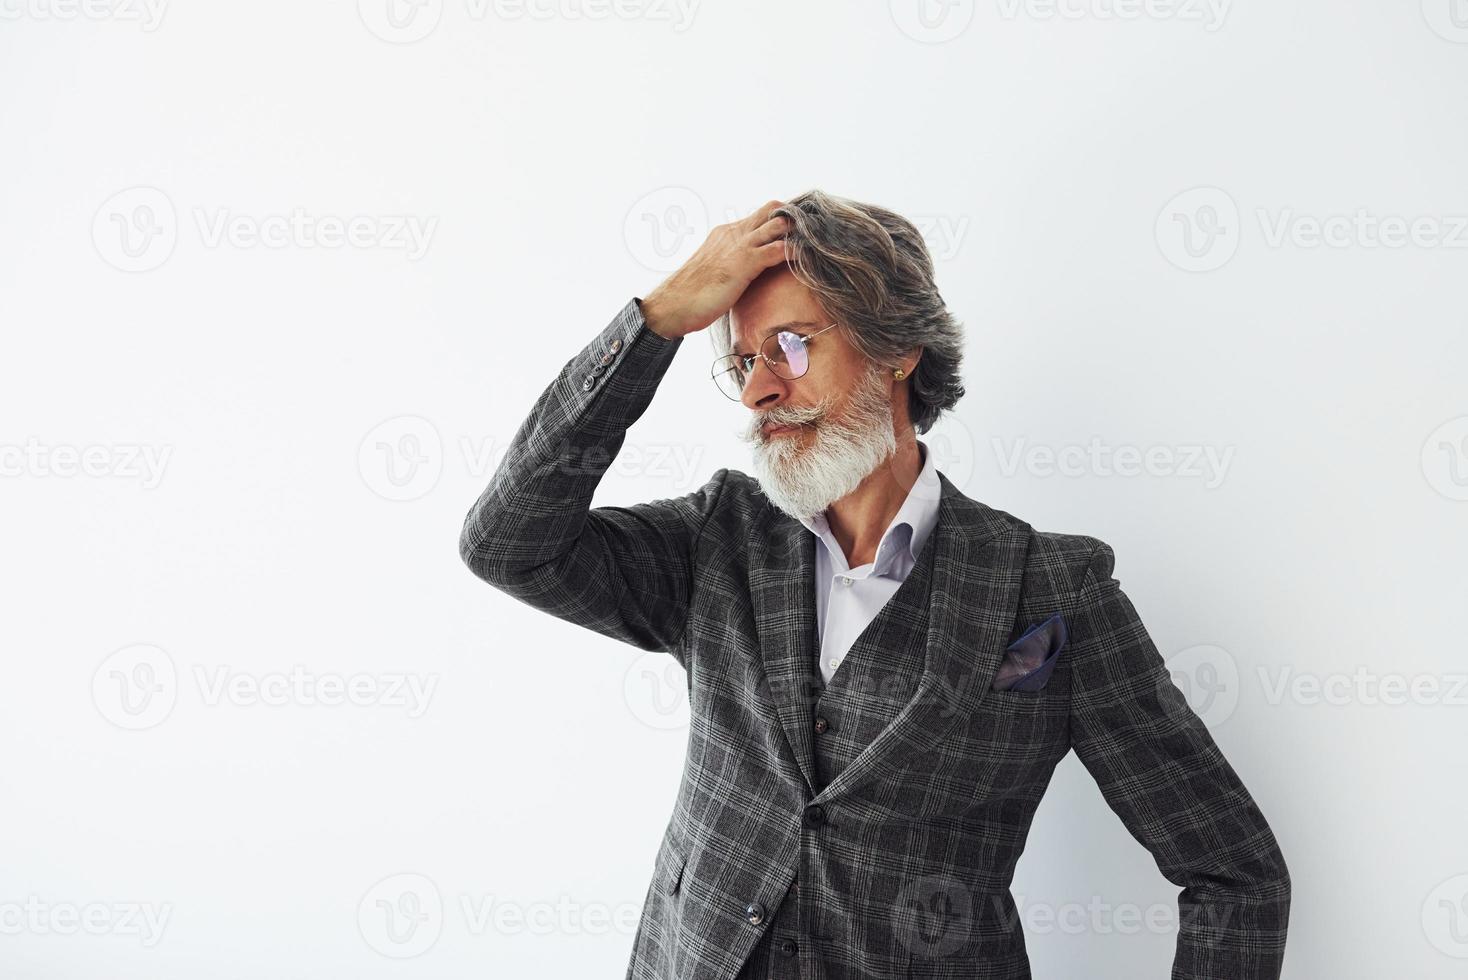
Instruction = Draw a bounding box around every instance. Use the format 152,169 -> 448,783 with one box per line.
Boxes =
739,357 -> 788,412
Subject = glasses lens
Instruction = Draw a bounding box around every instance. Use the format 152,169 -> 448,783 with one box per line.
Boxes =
766,331 -> 809,380
712,357 -> 746,400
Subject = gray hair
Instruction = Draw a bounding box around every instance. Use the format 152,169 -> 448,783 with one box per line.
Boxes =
710,189 -> 966,435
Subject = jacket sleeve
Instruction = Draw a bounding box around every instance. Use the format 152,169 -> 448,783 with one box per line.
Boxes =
1066,539 -> 1291,980
457,297 -> 729,669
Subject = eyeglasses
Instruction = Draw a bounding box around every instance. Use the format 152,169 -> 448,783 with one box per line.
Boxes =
710,322 -> 838,401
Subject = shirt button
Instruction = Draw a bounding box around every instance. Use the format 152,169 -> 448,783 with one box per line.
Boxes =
840,576 -> 852,586
827,659 -> 838,670
745,901 -> 766,925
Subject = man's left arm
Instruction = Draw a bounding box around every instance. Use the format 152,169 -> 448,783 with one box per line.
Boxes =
1067,539 -> 1291,980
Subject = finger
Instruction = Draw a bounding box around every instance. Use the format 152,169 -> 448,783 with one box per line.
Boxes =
745,199 -> 784,227
749,214 -> 789,247
753,237 -> 789,270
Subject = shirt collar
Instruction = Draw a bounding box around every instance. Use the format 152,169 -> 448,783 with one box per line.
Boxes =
798,439 -> 942,576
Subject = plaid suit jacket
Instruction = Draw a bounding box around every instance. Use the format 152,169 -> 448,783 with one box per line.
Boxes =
458,298 -> 1291,980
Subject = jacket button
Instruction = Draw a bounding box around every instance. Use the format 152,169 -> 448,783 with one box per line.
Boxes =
745,901 -> 766,925
813,716 -> 829,734
599,351 -> 615,365
802,804 -> 826,828
581,375 -> 596,391
610,338 -> 623,352
779,939 -> 798,956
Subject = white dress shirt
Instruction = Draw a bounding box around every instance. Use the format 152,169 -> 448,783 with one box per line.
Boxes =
797,440 -> 942,688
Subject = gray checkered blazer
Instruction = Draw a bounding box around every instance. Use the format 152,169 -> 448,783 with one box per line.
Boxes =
458,298 -> 1291,980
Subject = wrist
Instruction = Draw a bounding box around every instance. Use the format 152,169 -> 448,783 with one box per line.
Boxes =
637,294 -> 681,341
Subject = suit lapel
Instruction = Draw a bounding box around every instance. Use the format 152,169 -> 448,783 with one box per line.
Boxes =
747,502 -> 823,795
748,470 -> 1032,802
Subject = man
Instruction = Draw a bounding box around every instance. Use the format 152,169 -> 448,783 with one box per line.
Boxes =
458,192 -> 1290,979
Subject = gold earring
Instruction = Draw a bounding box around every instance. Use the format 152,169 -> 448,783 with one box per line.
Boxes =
893,368 -> 906,380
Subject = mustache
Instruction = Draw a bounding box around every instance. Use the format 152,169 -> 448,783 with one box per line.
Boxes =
746,407 -> 822,440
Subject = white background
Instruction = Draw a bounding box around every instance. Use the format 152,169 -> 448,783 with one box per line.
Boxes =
2,1 -> 1466,977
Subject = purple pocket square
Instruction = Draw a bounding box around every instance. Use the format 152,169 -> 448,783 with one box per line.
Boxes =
991,613 -> 1068,692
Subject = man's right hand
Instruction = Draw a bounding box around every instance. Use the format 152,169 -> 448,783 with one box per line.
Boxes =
639,199 -> 792,341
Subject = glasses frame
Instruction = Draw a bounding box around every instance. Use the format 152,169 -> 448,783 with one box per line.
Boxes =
710,322 -> 839,401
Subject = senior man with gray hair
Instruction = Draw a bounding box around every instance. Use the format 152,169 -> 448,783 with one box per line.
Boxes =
458,190 -> 1290,980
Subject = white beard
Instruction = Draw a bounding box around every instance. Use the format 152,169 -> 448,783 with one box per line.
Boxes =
741,361 -> 897,521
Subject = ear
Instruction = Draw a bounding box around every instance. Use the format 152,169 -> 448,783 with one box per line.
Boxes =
904,345 -> 924,376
